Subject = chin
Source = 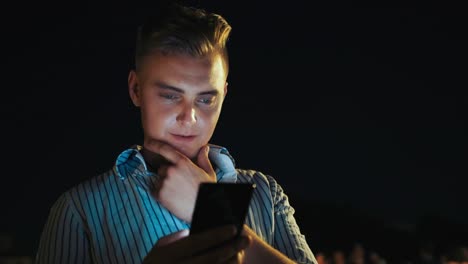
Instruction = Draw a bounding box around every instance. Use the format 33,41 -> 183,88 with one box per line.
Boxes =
179,146 -> 199,160
145,138 -> 201,159
166,142 -> 197,159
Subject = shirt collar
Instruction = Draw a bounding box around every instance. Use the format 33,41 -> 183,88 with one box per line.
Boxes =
114,144 -> 237,183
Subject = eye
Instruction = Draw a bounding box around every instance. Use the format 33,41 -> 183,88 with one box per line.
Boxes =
197,96 -> 216,105
160,93 -> 180,100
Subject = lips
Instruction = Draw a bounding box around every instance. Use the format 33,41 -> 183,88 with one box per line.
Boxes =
170,133 -> 196,142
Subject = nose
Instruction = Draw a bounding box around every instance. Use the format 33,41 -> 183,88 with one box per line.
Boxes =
176,103 -> 197,126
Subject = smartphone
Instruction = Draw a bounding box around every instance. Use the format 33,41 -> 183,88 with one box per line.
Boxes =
190,182 -> 255,238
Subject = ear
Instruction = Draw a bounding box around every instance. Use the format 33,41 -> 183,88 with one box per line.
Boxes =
223,82 -> 228,97
128,70 -> 141,107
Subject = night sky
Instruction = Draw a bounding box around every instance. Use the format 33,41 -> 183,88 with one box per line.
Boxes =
3,2 -> 467,257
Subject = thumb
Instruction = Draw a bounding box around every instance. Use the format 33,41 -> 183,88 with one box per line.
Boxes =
156,229 -> 189,247
197,145 -> 216,179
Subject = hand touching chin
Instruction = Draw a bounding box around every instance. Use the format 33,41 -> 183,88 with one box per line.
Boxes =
150,142 -> 216,222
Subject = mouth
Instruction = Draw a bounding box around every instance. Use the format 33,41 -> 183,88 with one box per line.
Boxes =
170,133 -> 197,142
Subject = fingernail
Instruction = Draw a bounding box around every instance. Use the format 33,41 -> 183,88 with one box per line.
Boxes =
179,229 -> 190,237
205,145 -> 210,153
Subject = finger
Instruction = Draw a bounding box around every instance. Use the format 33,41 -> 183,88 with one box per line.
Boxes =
183,236 -> 249,264
165,225 -> 237,257
151,140 -> 185,164
156,225 -> 236,261
157,165 -> 168,179
140,146 -> 172,168
225,251 -> 244,264
196,145 -> 216,179
156,229 -> 189,246
143,230 -> 190,263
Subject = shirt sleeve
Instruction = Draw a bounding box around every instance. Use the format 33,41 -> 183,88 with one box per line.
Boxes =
268,176 -> 318,264
35,193 -> 92,264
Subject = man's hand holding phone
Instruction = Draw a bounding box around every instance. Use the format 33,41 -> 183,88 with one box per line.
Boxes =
143,225 -> 251,264
143,142 -> 255,263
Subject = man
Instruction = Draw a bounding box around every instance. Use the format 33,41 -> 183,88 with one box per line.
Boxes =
35,3 -> 317,263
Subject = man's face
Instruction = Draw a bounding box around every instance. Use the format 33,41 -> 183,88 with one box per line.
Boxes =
128,51 -> 228,159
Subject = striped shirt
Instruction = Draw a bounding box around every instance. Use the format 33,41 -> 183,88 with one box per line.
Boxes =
35,144 -> 317,264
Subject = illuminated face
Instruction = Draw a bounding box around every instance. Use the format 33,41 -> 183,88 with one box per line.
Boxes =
128,51 -> 228,159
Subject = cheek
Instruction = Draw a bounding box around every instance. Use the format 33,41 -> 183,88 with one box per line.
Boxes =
199,110 -> 220,127
141,104 -> 173,129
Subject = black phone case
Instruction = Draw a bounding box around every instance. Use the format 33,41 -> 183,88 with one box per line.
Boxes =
190,182 -> 255,237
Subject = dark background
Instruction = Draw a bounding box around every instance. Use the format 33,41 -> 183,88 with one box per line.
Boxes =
2,2 -> 467,262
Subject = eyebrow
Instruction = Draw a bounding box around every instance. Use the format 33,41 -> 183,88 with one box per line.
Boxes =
155,81 -> 219,96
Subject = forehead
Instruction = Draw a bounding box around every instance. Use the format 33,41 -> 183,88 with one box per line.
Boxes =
139,51 -> 227,86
